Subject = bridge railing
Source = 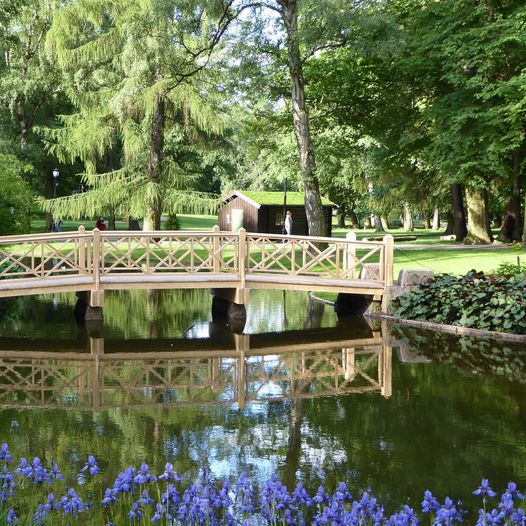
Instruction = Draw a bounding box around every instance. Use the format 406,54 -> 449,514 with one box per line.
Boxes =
99,229 -> 240,275
0,227 -> 393,287
0,230 -> 93,281
245,232 -> 393,284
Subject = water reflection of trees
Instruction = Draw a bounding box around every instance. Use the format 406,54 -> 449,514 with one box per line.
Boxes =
391,324 -> 526,383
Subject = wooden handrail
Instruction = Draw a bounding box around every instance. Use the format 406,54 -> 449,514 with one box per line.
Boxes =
0,228 -> 394,291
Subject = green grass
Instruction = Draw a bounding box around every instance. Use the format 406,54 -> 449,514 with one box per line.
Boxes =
30,215 -> 219,234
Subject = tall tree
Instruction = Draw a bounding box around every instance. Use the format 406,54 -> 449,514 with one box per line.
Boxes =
42,0 -> 238,229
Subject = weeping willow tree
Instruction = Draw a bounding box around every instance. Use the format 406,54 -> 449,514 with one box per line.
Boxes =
40,0 -> 237,229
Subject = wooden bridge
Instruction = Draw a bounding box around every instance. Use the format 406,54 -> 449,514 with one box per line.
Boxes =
0,227 -> 394,309
0,326 -> 390,409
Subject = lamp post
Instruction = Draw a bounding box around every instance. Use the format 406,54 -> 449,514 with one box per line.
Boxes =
52,168 -> 59,232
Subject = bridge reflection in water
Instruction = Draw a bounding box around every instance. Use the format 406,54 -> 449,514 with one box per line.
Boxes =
0,324 -> 391,410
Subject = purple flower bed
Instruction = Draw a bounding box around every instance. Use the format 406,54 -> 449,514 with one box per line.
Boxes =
0,443 -> 524,524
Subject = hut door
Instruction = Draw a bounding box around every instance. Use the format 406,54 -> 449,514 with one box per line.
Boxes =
231,208 -> 244,232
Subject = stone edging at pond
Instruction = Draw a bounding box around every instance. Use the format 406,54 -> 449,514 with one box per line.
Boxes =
368,313 -> 526,343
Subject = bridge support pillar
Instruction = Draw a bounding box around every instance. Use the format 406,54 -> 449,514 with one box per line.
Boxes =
335,293 -> 375,316
210,289 -> 248,333
75,291 -> 104,322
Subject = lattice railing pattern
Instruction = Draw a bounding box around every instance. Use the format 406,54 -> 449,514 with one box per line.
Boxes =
0,232 -> 91,280
0,346 -> 387,409
246,234 -> 386,282
100,232 -> 239,275
245,347 -> 383,401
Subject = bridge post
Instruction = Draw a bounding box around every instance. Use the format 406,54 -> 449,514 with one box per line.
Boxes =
78,226 -> 86,273
383,234 -> 394,287
88,227 -> 104,319
212,225 -> 221,272
344,231 -> 357,279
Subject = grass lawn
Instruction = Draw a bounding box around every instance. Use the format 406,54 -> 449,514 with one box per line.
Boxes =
30,215 -> 219,234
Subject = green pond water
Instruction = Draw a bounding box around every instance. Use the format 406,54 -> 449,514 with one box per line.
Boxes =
0,288 -> 524,513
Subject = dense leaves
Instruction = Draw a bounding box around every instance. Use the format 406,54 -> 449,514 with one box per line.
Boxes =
393,271 -> 526,334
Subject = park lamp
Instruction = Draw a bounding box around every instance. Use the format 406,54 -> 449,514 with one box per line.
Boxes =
52,168 -> 60,232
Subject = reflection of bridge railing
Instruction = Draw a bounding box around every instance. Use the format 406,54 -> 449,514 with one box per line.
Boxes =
0,228 -> 393,300
0,332 -> 391,409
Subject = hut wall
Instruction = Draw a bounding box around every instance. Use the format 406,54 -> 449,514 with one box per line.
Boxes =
218,196 -> 259,232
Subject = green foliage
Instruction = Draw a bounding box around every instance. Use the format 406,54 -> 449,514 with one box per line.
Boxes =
0,154 -> 33,234
392,271 -> 526,334
491,260 -> 526,276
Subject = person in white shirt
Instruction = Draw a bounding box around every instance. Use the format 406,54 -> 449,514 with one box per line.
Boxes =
284,210 -> 293,235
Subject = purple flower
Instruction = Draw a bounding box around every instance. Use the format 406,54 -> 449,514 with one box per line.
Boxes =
6,508 -> 18,524
51,461 -> 64,480
128,501 -> 143,520
158,462 -> 180,482
102,488 -> 118,507
475,508 -> 504,525
133,463 -> 156,484
0,444 -> 13,463
473,479 -> 497,498
434,497 -> 464,525
386,505 -> 419,526
59,488 -> 85,517
137,489 -> 155,506
235,472 -> 255,514
422,490 -> 440,513
80,455 -> 100,476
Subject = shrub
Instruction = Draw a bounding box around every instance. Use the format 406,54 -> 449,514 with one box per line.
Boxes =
392,271 -> 526,334
0,444 -> 524,525
491,260 -> 526,276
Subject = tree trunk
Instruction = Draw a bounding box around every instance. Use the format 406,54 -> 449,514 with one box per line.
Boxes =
402,204 -> 414,231
337,204 -> 346,228
144,93 -> 165,231
498,153 -> 523,242
432,207 -> 440,230
381,216 -> 389,230
373,216 -> 385,232
279,0 -> 324,236
424,214 -> 432,229
443,212 -> 454,236
129,218 -> 141,230
522,192 -> 526,248
451,183 -> 467,241
364,215 -> 373,229
349,211 -> 360,229
512,149 -> 523,240
464,186 -> 493,244
108,208 -> 116,230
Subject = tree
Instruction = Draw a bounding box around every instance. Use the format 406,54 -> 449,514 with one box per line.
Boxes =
42,0 -> 240,230
0,154 -> 33,234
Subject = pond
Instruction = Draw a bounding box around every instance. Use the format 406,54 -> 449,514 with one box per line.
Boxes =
0,288 -> 524,515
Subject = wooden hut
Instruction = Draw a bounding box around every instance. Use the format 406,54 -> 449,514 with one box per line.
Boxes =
218,191 -> 334,236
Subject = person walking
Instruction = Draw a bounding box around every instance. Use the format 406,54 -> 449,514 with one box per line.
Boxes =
284,210 -> 293,235
95,217 -> 107,231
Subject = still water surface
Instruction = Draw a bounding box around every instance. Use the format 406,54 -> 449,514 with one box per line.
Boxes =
0,289 -> 524,512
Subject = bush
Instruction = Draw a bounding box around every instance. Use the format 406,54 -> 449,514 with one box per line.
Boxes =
0,444 -> 524,525
392,271 -> 526,334
491,260 -> 526,276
